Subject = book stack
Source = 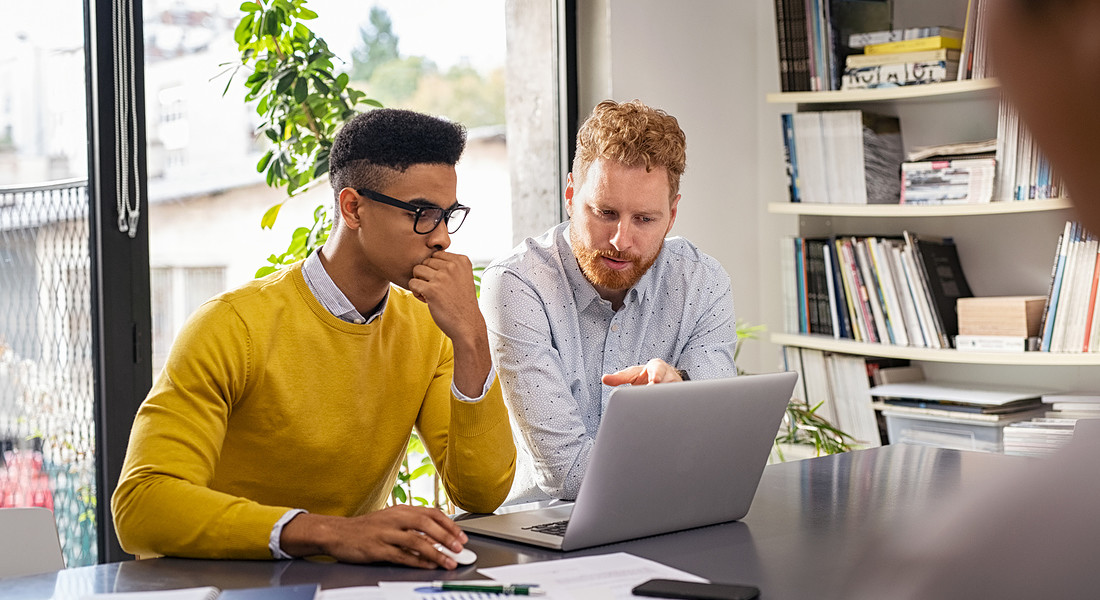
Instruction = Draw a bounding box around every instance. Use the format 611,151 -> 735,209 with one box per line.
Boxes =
902,157 -> 995,204
781,232 -> 973,349
870,380 -> 1049,453
1002,391 -> 1091,456
842,26 -> 963,90
1038,222 -> 1100,352
1002,419 -> 1077,456
955,295 -> 1045,352
901,139 -> 996,205
780,111 -> 903,204
1041,392 -> 1100,420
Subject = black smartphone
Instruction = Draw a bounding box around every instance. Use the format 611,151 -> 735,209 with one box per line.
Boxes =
632,578 -> 760,600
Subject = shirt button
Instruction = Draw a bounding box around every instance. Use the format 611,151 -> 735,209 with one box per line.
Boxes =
353,318 -> 365,325
611,324 -> 619,332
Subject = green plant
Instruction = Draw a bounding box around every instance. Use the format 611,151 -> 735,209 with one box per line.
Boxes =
734,321 -> 856,459
774,401 -> 857,459
226,0 -> 379,277
390,434 -> 443,509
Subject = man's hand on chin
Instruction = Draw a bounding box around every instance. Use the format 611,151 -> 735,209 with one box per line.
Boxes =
408,250 -> 493,397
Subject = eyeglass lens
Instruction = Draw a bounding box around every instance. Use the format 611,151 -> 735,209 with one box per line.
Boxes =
414,206 -> 469,234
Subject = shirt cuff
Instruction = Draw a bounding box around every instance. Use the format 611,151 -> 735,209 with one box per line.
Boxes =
270,508 -> 307,559
451,362 -> 497,403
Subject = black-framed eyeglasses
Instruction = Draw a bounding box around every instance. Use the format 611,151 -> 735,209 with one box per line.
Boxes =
357,188 -> 470,235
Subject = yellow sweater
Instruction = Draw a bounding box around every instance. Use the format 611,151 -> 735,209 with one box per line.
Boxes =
112,263 -> 515,559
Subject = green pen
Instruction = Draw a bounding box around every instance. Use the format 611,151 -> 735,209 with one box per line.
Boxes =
431,581 -> 545,596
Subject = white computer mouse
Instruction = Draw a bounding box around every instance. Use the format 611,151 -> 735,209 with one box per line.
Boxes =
433,542 -> 477,565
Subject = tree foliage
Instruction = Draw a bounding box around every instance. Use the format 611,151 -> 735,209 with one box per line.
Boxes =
350,7 -> 400,81
225,0 -> 380,276
347,9 -> 506,129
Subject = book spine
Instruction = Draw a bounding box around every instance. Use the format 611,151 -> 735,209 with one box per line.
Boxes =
900,244 -> 938,348
814,239 -> 835,336
855,238 -> 892,344
836,238 -> 866,341
842,61 -> 957,90
805,0 -> 821,91
868,237 -> 909,346
1040,223 -> 1071,351
1089,247 -> 1100,352
957,0 -> 976,80
823,241 -> 841,339
1050,223 -> 1082,352
789,0 -> 811,90
781,114 -> 801,202
955,335 -> 1037,352
863,35 -> 963,55
845,49 -> 960,69
845,237 -> 879,343
796,237 -> 808,333
903,231 -> 949,348
887,240 -> 926,347
848,26 -> 963,49
1071,237 -> 1098,351
774,0 -> 791,91
780,238 -> 798,334
807,239 -> 822,334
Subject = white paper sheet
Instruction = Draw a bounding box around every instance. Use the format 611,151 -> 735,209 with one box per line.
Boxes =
477,552 -> 707,599
868,381 -> 1050,405
317,586 -> 386,600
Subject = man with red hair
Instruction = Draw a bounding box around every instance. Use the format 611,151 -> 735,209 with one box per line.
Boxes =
480,100 -> 737,503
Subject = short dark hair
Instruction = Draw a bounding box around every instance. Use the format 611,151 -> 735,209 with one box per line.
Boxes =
329,108 -> 467,192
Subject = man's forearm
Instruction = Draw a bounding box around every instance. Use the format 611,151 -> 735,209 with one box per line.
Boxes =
279,512 -> 338,557
451,331 -> 494,398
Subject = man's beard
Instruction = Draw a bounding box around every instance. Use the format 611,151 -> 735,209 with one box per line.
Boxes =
570,226 -> 661,291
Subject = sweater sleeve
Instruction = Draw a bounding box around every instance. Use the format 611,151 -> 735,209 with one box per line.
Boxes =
416,337 -> 516,514
111,300 -> 289,559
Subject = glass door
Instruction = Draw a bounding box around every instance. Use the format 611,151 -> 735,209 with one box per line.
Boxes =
0,2 -> 97,566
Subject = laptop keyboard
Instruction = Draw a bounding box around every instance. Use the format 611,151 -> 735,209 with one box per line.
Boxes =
522,519 -> 569,537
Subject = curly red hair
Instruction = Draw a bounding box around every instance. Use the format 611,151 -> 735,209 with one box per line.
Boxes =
572,99 -> 686,200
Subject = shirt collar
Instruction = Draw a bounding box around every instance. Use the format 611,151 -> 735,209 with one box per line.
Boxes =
302,250 -> 388,324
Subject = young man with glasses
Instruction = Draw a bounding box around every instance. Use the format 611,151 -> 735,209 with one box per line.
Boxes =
113,109 -> 515,569
479,100 -> 737,503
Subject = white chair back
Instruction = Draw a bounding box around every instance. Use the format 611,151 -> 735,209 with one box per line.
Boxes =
0,507 -> 65,578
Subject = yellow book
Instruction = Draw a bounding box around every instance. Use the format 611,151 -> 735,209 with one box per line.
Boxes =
863,36 -> 963,55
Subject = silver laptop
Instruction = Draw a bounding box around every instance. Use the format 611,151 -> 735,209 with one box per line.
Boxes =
460,371 -> 798,550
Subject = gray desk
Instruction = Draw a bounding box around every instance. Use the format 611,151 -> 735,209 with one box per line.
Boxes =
0,445 -> 1019,599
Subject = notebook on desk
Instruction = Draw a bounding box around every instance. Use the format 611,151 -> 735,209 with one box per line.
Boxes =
460,371 -> 798,551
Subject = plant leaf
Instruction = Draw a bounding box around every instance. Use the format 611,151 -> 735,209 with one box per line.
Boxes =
260,202 -> 284,229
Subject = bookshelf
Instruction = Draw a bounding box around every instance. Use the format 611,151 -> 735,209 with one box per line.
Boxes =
765,77 -> 998,105
766,75 -> 1100,404
767,197 -> 1071,217
772,333 -> 1100,366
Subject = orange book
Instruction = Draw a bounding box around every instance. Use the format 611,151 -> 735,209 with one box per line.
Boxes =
1083,251 -> 1100,350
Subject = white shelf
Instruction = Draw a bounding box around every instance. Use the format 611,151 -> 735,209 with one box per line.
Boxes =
766,79 -> 999,105
771,333 -> 1100,366
767,198 -> 1073,217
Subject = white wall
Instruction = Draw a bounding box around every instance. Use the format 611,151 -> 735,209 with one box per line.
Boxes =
577,0 -> 778,374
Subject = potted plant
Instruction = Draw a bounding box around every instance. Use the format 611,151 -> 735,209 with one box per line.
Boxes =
733,322 -> 856,462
